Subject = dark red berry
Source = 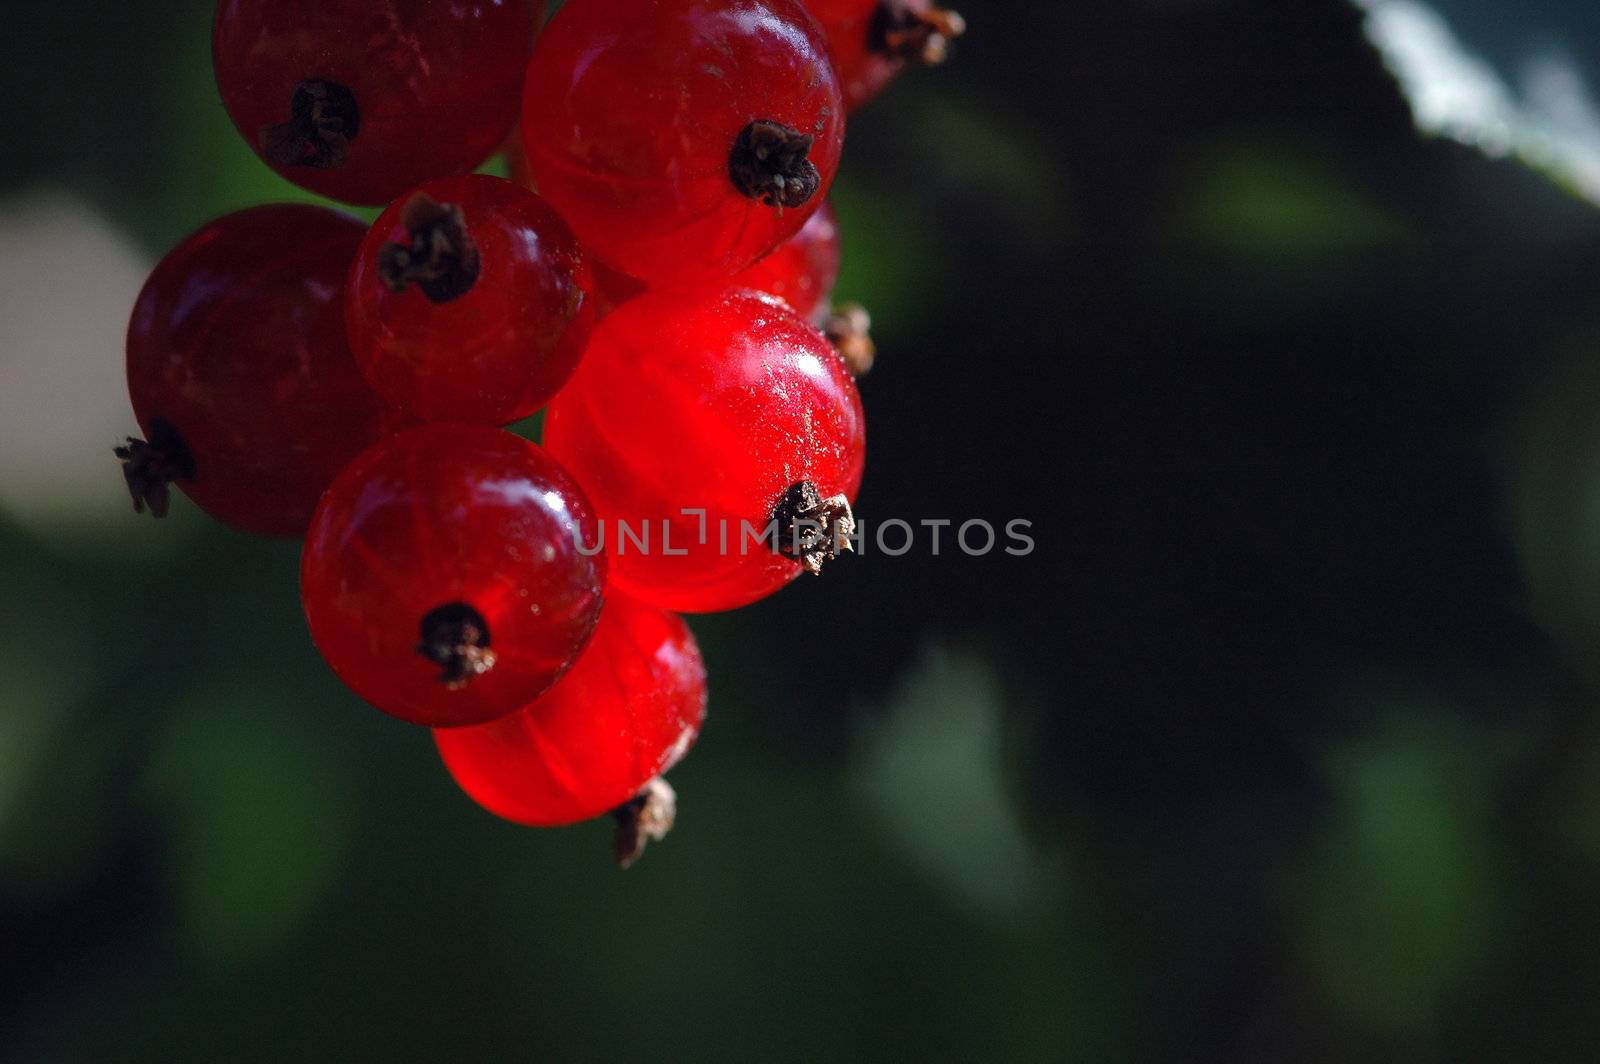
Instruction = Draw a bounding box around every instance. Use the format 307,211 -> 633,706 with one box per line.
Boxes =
803,0 -> 965,110
214,0 -> 540,205
300,424 -> 606,727
730,200 -> 840,322
345,175 -> 596,425
520,0 -> 844,286
543,289 -> 865,613
121,205 -> 399,536
434,592 -> 706,829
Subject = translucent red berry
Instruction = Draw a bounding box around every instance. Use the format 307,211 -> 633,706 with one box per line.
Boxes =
520,0 -> 844,286
802,0 -> 965,110
434,592 -> 706,827
544,288 -> 865,613
345,175 -> 596,425
588,202 -> 839,321
730,200 -> 840,322
213,0 -> 540,205
120,204 -> 399,536
300,424 -> 605,727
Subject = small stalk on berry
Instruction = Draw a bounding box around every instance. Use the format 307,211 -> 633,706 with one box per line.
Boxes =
611,777 -> 677,869
729,120 -> 821,208
870,0 -> 966,65
113,417 -> 195,519
378,194 -> 482,303
418,602 -> 497,688
823,302 -> 875,377
772,480 -> 855,575
259,79 -> 360,170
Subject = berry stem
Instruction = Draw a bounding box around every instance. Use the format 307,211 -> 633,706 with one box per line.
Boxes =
259,79 -> 361,170
612,777 -> 677,869
417,602 -> 497,688
113,417 -> 195,519
869,1 -> 966,65
823,302 -> 876,377
378,195 -> 482,303
771,480 -> 855,575
728,121 -> 821,209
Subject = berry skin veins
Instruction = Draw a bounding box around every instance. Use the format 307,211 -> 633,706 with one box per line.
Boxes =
121,204 -> 401,536
434,592 -> 706,835
214,0 -> 540,205
543,288 -> 865,613
521,0 -> 844,286
300,424 -> 606,728
345,174 -> 596,425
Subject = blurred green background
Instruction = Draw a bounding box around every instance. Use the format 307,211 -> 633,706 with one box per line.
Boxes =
10,0 -> 1600,1060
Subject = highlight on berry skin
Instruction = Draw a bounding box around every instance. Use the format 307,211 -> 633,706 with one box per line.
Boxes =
434,593 -> 707,867
101,0 -> 964,867
521,0 -> 844,285
543,288 -> 866,613
299,424 -> 606,728
119,204 -> 399,536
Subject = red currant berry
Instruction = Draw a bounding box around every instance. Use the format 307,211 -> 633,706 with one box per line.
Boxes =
300,424 -> 605,727
213,0 -> 540,205
520,0 -> 844,286
594,201 -> 841,322
543,289 -> 864,613
433,592 -> 705,829
730,200 -> 840,323
345,175 -> 596,425
803,0 -> 965,110
120,205 -> 399,536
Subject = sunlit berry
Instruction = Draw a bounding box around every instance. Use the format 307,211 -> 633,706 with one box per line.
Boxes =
543,288 -> 864,612
434,592 -> 706,832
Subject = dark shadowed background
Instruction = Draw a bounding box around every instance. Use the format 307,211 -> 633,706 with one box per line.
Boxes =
6,0 -> 1600,1060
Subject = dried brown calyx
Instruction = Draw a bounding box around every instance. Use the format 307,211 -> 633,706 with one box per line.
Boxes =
417,602 -> 497,687
729,120 -> 820,208
260,79 -> 360,170
612,777 -> 677,869
823,302 -> 875,377
771,480 -> 856,575
869,1 -> 967,65
378,194 -> 481,303
114,417 -> 196,519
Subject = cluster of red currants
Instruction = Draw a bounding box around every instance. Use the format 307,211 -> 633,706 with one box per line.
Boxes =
118,0 -> 962,865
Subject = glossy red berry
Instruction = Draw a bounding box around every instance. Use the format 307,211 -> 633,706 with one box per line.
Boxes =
120,205 -> 399,536
520,0 -> 844,287
802,0 -> 965,110
544,288 -> 865,613
730,200 -> 840,322
213,0 -> 540,206
434,592 -> 706,827
592,200 -> 841,323
300,424 -> 605,727
345,175 -> 596,425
